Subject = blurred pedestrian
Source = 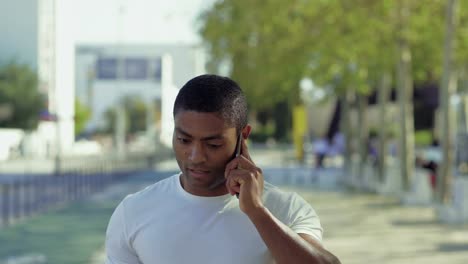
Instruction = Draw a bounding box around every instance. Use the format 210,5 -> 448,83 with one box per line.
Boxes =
313,137 -> 329,169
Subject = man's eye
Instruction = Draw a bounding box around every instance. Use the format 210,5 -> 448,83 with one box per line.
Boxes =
178,138 -> 190,144
207,144 -> 222,149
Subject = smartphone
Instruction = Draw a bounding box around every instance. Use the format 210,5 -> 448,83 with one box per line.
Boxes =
233,132 -> 242,159
233,134 -> 242,198
208,133 -> 242,190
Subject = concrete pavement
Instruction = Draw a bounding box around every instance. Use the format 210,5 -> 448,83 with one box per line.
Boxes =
289,186 -> 468,264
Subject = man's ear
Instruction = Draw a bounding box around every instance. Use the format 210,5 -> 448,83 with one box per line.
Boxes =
242,125 -> 252,139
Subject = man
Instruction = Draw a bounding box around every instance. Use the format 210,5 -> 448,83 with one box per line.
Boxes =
105,74 -> 341,264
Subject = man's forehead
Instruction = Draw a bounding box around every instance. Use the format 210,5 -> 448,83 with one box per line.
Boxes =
174,110 -> 235,128
174,111 -> 236,138
175,127 -> 228,139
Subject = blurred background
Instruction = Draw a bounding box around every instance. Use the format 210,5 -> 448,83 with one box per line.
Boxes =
0,0 -> 468,263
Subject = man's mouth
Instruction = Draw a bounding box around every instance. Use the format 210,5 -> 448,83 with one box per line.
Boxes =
187,168 -> 211,178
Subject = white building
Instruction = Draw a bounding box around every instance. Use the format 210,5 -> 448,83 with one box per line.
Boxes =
75,44 -> 206,147
0,0 -> 75,158
0,0 -> 38,67
1,1 -> 207,157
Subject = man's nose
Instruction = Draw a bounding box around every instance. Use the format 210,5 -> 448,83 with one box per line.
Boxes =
188,143 -> 207,163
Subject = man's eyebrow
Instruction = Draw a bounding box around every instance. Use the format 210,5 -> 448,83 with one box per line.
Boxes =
175,127 -> 192,137
175,127 -> 225,141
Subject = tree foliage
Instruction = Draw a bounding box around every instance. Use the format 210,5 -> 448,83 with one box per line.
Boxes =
103,96 -> 147,135
200,0 -> 324,139
200,0 -> 463,95
74,99 -> 91,136
0,63 -> 43,130
200,0 -> 467,139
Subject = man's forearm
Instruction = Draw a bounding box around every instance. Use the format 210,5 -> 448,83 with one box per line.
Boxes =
247,206 -> 340,264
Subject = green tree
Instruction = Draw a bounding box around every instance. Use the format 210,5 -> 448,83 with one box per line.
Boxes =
124,96 -> 147,134
200,0 -> 319,140
0,62 -> 43,130
200,0 -> 466,195
299,0 -> 446,190
103,96 -> 148,135
438,0 -> 459,204
74,99 -> 91,136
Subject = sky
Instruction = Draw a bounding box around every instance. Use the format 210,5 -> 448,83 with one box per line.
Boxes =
66,0 -> 216,44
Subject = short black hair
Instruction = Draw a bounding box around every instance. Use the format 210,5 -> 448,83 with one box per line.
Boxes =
173,74 -> 248,133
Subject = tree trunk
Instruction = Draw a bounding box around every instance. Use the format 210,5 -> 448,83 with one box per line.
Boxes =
396,2 -> 415,192
377,72 -> 391,183
341,89 -> 354,184
116,105 -> 127,158
438,0 -> 459,204
461,66 -> 468,132
457,65 -> 468,133
462,95 -> 468,133
273,101 -> 291,141
357,93 -> 369,187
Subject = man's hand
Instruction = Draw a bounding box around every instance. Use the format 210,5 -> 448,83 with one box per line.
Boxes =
224,139 -> 264,215
225,138 -> 341,264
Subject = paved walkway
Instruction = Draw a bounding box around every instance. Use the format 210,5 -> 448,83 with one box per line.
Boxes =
289,186 -> 468,264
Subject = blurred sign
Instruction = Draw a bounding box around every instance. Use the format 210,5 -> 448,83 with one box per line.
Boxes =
293,105 -> 307,162
96,57 -> 118,79
124,58 -> 148,80
96,56 -> 161,82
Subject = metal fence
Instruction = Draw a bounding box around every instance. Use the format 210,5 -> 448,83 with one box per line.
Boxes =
0,152 -> 168,228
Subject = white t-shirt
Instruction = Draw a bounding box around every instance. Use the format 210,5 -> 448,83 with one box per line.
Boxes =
105,174 -> 323,264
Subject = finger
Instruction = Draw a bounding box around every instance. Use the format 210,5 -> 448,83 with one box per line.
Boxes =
225,172 -> 241,195
225,155 -> 262,186
226,169 -> 248,188
224,151 -> 243,179
227,169 -> 263,198
224,156 -> 251,178
236,155 -> 259,172
225,178 -> 236,195
226,167 -> 262,190
224,159 -> 239,179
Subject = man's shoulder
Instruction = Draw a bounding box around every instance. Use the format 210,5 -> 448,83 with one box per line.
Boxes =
263,182 -> 322,241
263,182 -> 314,215
263,182 -> 298,207
122,173 -> 179,205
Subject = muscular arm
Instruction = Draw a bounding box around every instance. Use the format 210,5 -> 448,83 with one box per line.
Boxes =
247,206 -> 341,264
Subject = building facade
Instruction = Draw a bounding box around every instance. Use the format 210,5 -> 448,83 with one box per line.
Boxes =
75,44 -> 206,147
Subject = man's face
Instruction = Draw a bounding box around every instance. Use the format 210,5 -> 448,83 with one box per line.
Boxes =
173,110 -> 238,196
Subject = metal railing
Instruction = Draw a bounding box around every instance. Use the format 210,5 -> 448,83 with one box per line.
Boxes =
0,151 -> 170,228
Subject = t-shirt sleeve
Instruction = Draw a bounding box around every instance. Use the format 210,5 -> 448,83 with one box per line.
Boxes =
105,200 -> 142,264
287,193 -> 323,243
